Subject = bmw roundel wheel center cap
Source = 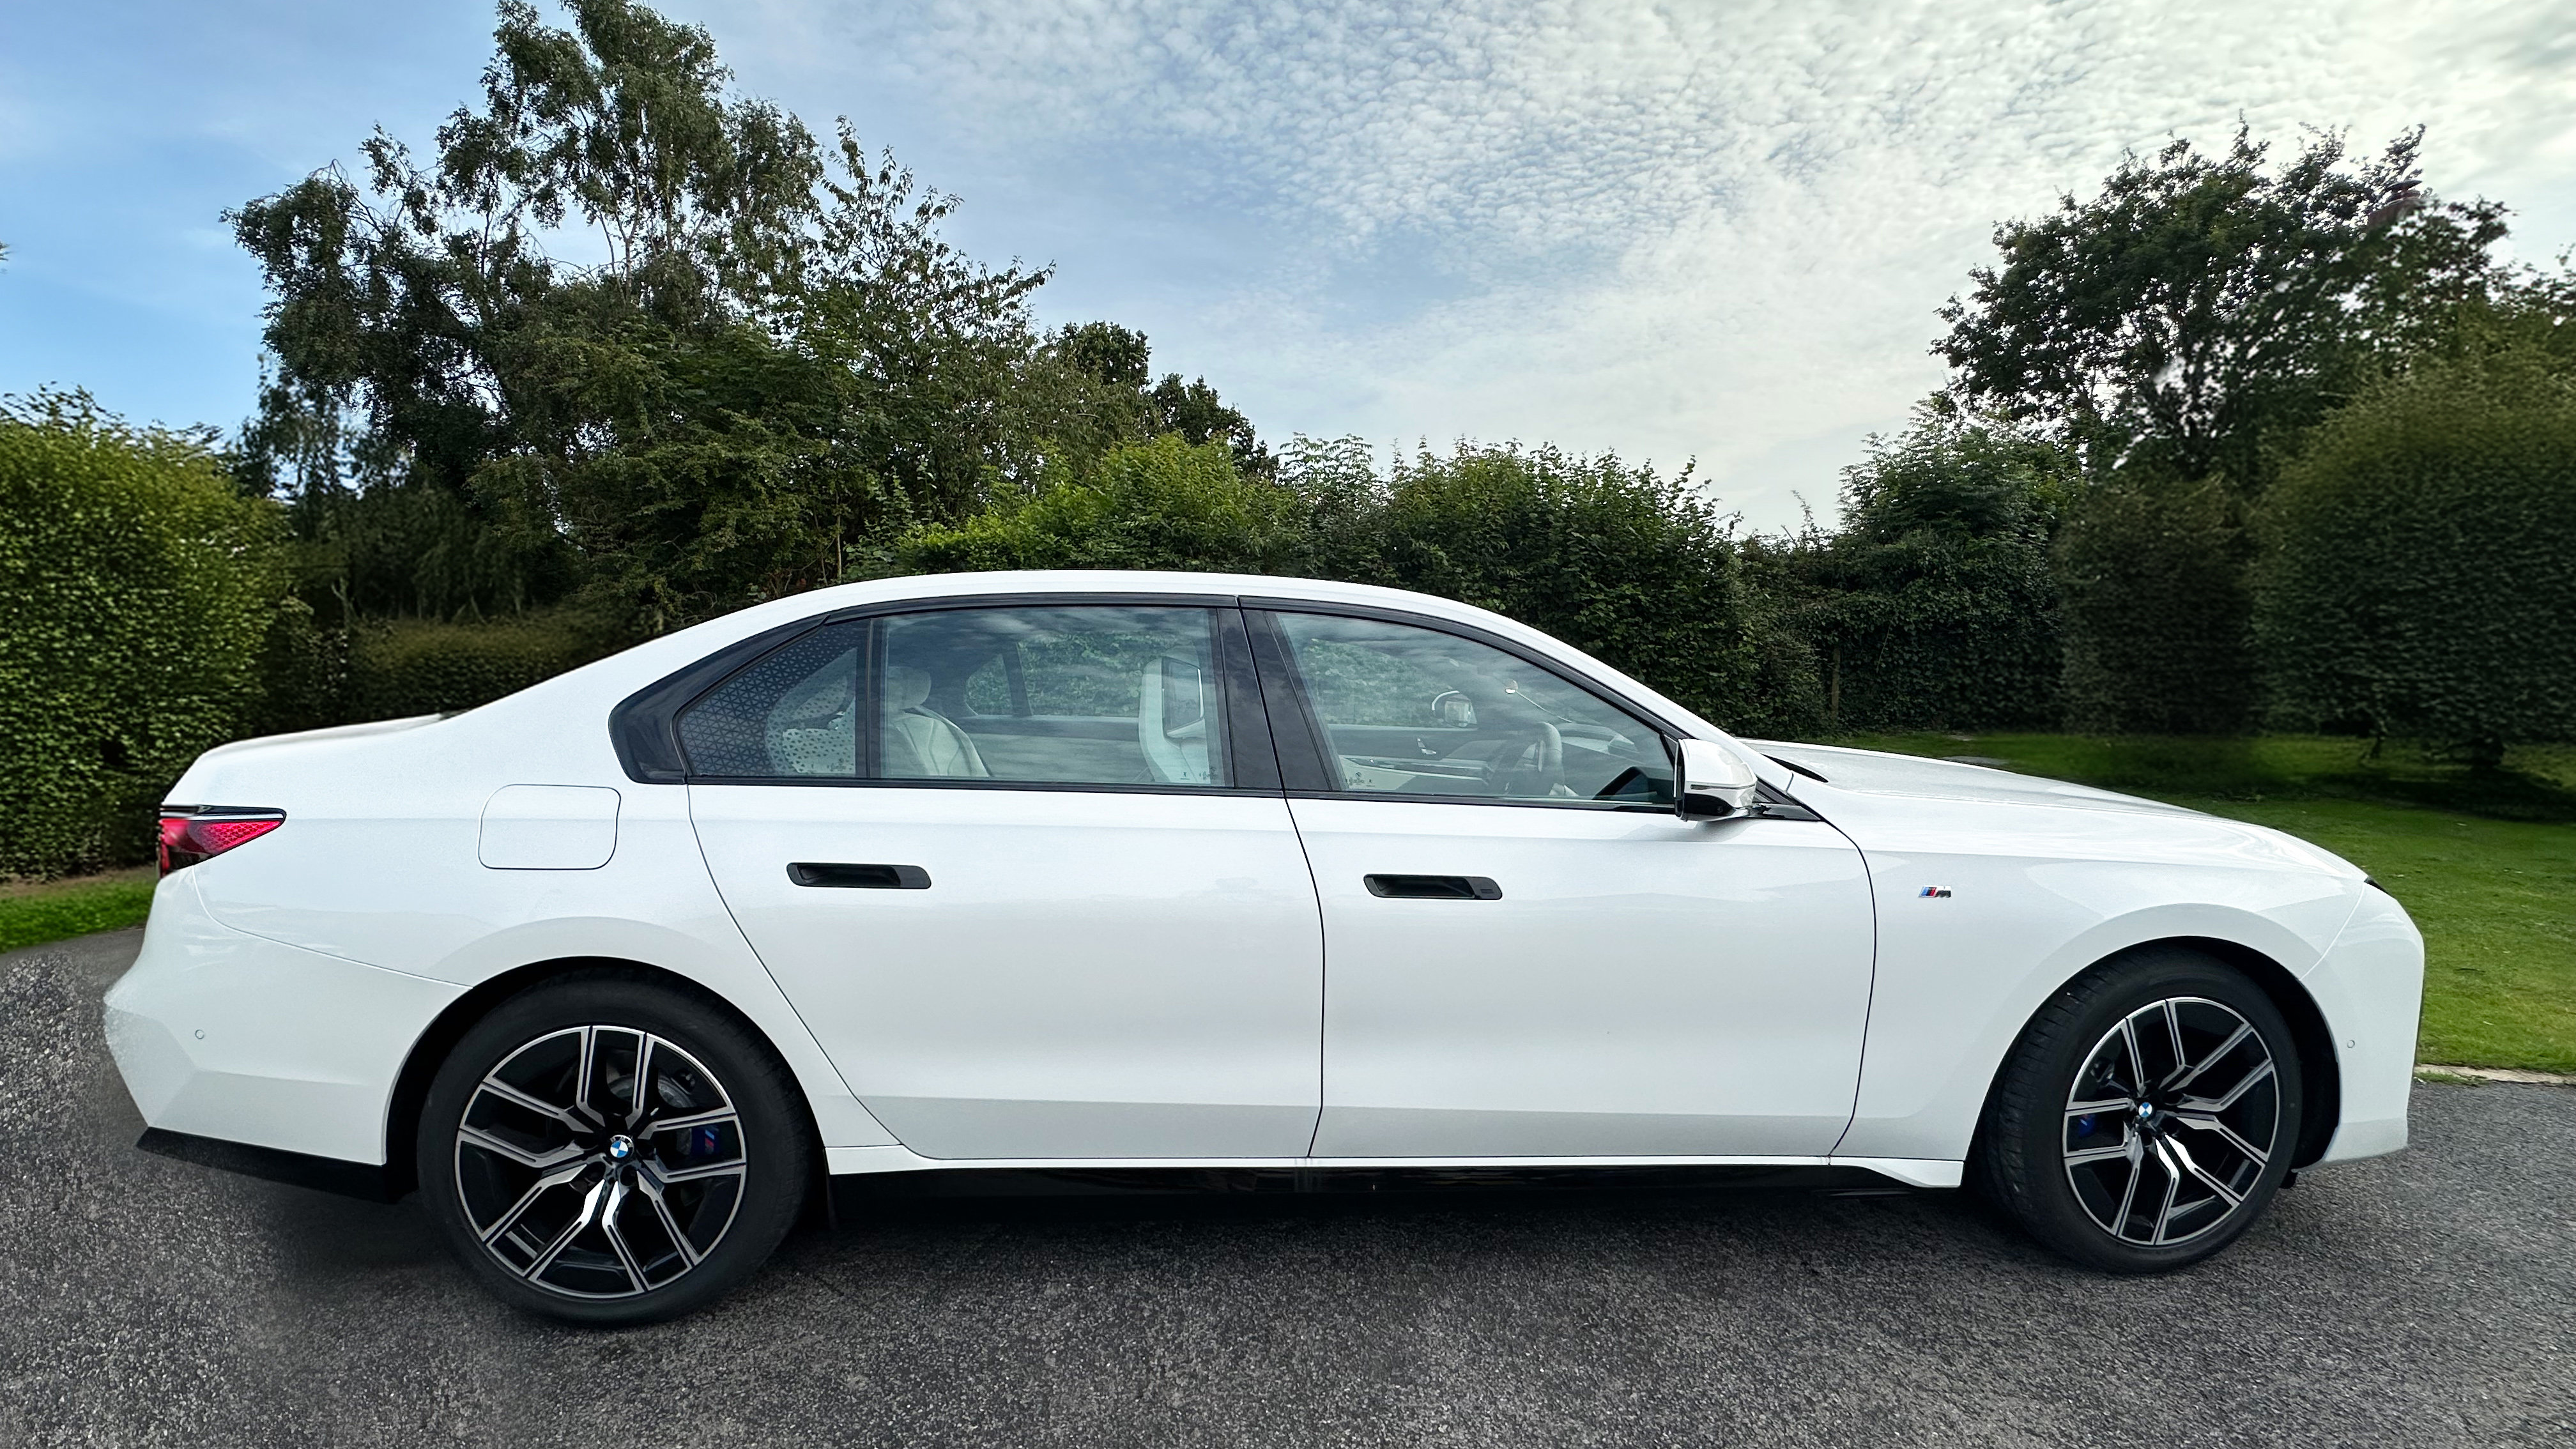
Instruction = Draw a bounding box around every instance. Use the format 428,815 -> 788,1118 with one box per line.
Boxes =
606,1133 -> 634,1162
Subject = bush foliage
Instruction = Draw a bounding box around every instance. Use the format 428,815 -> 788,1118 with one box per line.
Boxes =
1756,416 -> 2069,732
346,616 -> 608,721
1341,444 -> 1791,734
0,394 -> 290,876
894,434 -> 1310,576
2257,351 -> 2576,760
894,436 -> 1805,734
2056,468 -> 2259,735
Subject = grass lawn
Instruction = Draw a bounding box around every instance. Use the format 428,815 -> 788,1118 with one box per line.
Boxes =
1844,733 -> 2576,1075
0,866 -> 157,956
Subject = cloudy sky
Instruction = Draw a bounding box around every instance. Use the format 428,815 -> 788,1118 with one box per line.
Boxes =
4,0 -> 2573,527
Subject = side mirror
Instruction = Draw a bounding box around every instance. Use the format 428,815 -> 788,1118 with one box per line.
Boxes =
1676,739 -> 1759,820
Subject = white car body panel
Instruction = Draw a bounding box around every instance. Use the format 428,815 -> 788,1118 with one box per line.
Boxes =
105,870 -> 463,1162
1752,742 -> 2405,1166
689,784 -> 1324,1159
102,571 -> 2424,1194
1289,797 -> 1874,1156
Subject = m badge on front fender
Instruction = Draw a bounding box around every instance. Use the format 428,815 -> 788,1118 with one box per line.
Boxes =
1918,886 -> 1952,898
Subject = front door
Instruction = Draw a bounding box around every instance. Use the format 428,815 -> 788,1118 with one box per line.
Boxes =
687,602 -> 1322,1160
1252,608 -> 1876,1158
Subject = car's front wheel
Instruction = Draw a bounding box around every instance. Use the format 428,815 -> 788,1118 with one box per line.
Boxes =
418,972 -> 813,1324
1977,946 -> 2303,1271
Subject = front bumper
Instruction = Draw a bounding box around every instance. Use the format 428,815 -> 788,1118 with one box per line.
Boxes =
2303,883 -> 2426,1165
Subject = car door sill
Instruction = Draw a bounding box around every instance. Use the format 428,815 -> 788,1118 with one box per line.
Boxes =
823,1144 -> 1963,1189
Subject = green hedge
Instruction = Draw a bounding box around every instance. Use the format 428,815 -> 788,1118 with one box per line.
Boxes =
2258,351 -> 2576,760
0,394 -> 289,876
895,437 -> 1807,735
1333,445 -> 1797,733
345,616 -> 606,721
2057,468 -> 2258,735
1759,417 -> 2069,732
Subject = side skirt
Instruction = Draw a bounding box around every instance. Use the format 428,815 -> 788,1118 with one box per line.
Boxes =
827,1154 -> 1964,1214
827,1143 -> 1961,1190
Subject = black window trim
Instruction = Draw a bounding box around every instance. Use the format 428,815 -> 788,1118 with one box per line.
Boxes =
611,591 -> 1278,795
1241,598 -> 1691,812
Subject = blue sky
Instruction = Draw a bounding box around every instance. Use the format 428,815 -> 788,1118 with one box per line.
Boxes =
6,1 -> 2573,528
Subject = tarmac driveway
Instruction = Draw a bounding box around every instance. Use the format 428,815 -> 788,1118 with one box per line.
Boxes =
4,930 -> 2571,1448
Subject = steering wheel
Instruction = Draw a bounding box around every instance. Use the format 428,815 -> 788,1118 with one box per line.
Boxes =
1514,722 -> 1565,796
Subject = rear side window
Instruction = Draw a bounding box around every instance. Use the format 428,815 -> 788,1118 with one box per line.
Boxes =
678,624 -> 862,778
673,607 -> 1239,789
877,606 -> 1230,787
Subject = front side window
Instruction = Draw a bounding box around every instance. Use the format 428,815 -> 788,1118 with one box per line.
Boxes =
1271,612 -> 1671,806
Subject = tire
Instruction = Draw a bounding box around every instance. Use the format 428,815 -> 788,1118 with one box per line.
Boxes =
1975,946 -> 2303,1272
417,970 -> 813,1325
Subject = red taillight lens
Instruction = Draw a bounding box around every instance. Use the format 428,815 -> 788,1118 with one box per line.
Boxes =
158,809 -> 285,875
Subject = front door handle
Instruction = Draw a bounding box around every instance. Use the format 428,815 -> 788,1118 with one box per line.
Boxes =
789,862 -> 931,889
1365,873 -> 1502,900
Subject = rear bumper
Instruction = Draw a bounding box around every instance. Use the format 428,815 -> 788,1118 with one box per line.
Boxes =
103,874 -> 463,1168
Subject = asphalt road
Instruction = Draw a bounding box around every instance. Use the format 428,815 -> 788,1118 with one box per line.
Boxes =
6,931 -> 2573,1448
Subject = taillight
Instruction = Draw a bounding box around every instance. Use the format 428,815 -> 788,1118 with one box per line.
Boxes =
158,807 -> 286,875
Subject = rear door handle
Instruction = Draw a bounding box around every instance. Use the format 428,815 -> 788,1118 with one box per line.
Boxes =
1364,873 -> 1502,900
788,862 -> 931,889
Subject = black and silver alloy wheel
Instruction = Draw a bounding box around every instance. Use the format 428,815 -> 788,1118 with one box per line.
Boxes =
420,973 -> 811,1324
1979,946 -> 2303,1273
2061,997 -> 2279,1248
455,1025 -> 747,1299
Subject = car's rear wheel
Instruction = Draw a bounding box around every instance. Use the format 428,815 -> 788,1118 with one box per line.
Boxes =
418,972 -> 812,1324
1977,946 -> 2303,1271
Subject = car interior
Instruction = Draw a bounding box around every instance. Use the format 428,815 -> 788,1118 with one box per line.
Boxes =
878,606 -> 1223,787
1270,613 -> 1674,806
677,606 -> 1673,808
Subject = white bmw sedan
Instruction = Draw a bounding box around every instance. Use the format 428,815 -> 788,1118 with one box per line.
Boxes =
107,571 -> 2423,1323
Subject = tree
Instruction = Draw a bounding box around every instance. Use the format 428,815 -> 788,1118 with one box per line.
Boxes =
2257,348 -> 2576,762
1938,128 -> 2508,493
231,0 -> 1262,632
1032,323 -> 1273,479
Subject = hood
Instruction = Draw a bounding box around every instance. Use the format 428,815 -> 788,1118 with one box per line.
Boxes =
1745,740 -> 2203,818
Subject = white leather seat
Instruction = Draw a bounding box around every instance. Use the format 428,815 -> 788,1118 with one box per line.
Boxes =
772,711 -> 853,776
1137,654 -> 1212,784
880,666 -> 988,778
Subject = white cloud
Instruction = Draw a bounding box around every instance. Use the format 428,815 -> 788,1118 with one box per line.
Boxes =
696,0 -> 2576,526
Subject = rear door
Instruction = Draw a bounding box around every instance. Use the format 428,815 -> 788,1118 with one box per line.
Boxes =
687,601 -> 1324,1160
1249,606 -> 1876,1158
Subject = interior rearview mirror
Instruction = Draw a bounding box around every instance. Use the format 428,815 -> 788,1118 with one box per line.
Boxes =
1676,739 -> 1759,820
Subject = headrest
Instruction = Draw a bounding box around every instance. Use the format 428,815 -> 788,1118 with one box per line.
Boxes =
884,665 -> 932,710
